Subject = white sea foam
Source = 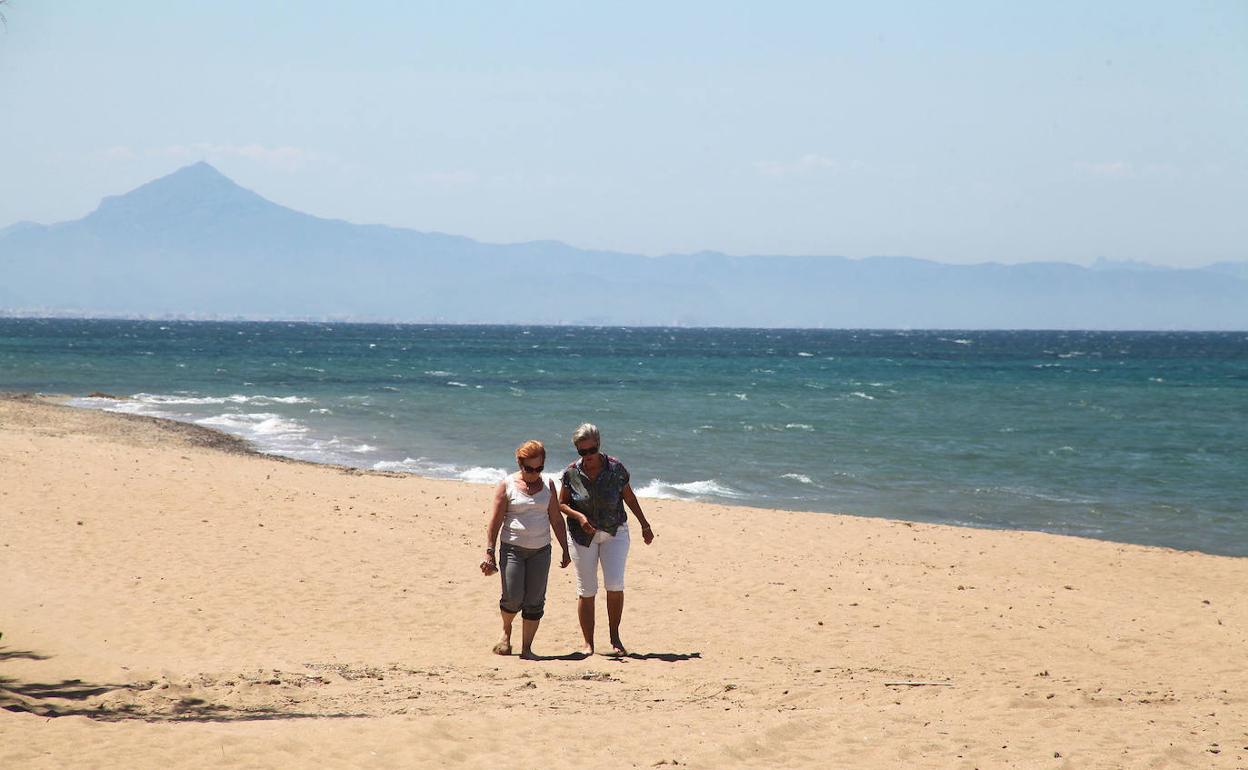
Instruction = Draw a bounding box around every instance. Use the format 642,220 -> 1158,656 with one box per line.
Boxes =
459,466 -> 509,484
425,370 -> 454,377
781,473 -> 814,484
797,352 -> 815,357
68,394 -> 380,470
446,381 -> 469,388
635,479 -> 747,501
849,391 -> 875,400
371,457 -> 508,485
785,423 -> 815,431
128,392 -> 314,406
66,396 -> 164,416
373,458 -> 422,473
196,413 -> 308,438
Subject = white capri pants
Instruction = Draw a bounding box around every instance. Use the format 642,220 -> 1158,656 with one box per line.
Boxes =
569,522 -> 630,597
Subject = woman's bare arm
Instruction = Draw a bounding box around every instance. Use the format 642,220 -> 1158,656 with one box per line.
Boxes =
622,483 -> 655,544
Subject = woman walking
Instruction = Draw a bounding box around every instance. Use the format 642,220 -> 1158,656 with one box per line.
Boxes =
481,440 -> 571,659
559,423 -> 655,656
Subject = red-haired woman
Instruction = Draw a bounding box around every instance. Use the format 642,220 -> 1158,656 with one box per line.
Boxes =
480,440 -> 571,659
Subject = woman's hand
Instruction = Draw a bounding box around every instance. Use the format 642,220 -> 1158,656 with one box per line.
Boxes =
641,524 -> 655,545
579,517 -> 597,536
480,550 -> 498,575
559,548 -> 571,568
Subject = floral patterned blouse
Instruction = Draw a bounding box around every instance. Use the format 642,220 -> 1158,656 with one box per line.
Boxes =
561,454 -> 630,547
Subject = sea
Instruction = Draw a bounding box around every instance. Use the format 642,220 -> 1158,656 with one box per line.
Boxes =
1,318 -> 1244,556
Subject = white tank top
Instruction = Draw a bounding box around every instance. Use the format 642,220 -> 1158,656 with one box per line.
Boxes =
502,476 -> 552,549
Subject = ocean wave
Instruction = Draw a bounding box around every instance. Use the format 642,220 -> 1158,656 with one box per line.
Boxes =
849,391 -> 875,400
634,478 -> 747,501
785,423 -> 815,431
195,412 -> 308,437
781,473 -> 814,484
66,396 -> 163,416
371,457 -> 509,485
128,392 -> 315,406
975,485 -> 1098,506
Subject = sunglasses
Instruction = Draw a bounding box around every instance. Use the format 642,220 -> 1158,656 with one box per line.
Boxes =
576,445 -> 600,456
520,463 -> 544,473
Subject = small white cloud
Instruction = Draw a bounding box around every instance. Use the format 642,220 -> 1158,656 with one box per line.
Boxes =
229,144 -> 307,172
103,146 -> 137,161
754,153 -> 840,178
1074,160 -> 1132,178
415,170 -> 480,187
147,142 -> 311,172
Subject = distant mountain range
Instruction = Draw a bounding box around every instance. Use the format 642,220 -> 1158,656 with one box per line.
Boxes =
2,163 -> 1245,329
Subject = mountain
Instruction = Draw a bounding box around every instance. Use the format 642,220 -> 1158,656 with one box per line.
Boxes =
2,163 -> 1245,329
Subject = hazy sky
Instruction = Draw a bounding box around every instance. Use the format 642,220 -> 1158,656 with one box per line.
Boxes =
1,1 -> 1244,266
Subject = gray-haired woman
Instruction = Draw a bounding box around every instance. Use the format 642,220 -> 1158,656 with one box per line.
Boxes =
558,423 -> 655,656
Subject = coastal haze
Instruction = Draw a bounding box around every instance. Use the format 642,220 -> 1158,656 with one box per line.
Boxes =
2,162 -> 1246,329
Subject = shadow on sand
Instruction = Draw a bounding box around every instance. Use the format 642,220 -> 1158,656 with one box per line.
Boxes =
0,647 -> 363,723
618,651 -> 702,663
520,650 -> 701,663
0,648 -> 51,662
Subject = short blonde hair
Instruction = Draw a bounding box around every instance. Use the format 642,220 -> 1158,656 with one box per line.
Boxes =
516,440 -> 545,462
571,423 -> 600,445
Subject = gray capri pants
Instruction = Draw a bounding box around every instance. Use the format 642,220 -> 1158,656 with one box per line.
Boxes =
498,542 -> 551,620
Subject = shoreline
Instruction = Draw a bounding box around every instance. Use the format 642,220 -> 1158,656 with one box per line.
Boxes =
2,394 -> 1246,768
11,389 -> 1243,560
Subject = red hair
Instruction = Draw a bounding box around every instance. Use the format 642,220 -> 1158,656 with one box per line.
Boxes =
515,440 -> 545,462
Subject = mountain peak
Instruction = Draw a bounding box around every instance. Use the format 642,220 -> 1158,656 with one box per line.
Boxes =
168,160 -> 231,181
86,162 -> 276,223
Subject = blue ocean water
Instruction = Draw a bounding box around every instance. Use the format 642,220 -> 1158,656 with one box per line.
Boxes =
2,318 -> 1245,556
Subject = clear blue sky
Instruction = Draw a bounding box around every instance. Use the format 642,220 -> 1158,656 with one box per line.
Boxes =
1,1 -> 1244,265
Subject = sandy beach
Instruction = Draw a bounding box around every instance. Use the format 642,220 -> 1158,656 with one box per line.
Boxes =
1,393 -> 1245,769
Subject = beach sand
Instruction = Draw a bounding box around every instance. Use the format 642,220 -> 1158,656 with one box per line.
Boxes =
1,393 -> 1245,768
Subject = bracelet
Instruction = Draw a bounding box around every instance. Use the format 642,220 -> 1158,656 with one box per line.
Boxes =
485,547 -> 495,555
